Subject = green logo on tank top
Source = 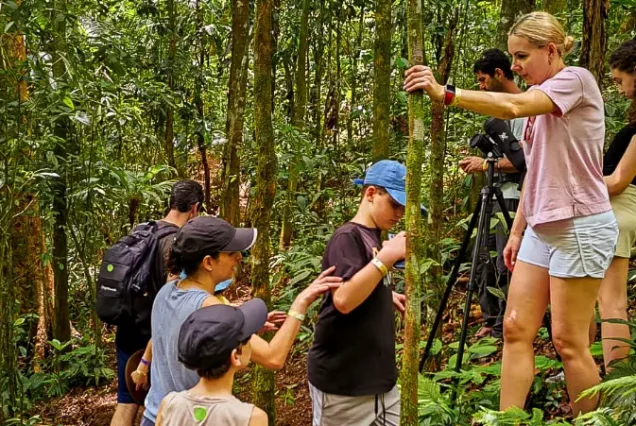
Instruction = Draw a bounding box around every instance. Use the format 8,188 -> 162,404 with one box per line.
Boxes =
193,407 -> 207,422
106,264 -> 114,272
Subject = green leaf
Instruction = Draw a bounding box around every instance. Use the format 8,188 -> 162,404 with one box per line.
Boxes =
467,344 -> 497,358
289,270 -> 312,286
63,96 -> 75,110
486,287 -> 506,300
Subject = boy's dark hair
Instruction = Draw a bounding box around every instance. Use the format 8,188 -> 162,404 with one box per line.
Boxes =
169,180 -> 204,213
473,48 -> 514,80
196,339 -> 249,379
609,40 -> 636,125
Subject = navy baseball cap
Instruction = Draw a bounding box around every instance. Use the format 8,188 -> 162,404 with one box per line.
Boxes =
178,299 -> 268,371
353,160 -> 427,213
172,216 -> 258,262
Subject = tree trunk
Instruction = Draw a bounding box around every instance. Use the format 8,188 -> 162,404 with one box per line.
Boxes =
580,0 -> 609,89
195,0 -> 211,209
251,0 -> 278,422
51,0 -> 71,344
347,3 -> 365,144
222,0 -> 251,225
373,0 -> 391,162
497,0 -> 536,50
311,0 -> 327,216
165,0 -> 177,172
279,0 -> 310,251
400,0 -> 426,424
1,2 -> 55,372
423,11 -> 457,372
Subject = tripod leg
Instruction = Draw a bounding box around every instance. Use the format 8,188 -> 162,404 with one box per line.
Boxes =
454,191 -> 493,373
494,190 -> 513,230
419,197 -> 483,372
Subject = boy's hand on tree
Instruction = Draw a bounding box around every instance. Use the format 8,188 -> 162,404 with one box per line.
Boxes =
392,292 -> 406,315
379,231 -> 406,266
403,65 -> 444,102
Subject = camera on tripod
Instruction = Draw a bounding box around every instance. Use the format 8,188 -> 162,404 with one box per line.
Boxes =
469,118 -> 526,174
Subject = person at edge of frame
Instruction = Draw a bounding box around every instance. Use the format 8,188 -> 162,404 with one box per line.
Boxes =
404,11 -> 618,417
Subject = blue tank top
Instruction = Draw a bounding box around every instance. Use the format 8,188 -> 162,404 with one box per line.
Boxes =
143,280 -> 210,422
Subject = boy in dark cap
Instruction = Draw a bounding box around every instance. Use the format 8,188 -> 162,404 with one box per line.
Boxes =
155,300 -> 269,426
308,160 -> 426,425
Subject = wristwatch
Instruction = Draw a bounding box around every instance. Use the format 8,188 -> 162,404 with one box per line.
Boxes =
443,84 -> 456,106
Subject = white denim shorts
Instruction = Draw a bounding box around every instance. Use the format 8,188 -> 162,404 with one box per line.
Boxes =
517,210 -> 618,279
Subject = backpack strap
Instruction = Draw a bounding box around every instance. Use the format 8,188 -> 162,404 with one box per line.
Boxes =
156,222 -> 179,240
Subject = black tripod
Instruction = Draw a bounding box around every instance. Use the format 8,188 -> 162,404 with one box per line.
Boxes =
419,153 -> 512,381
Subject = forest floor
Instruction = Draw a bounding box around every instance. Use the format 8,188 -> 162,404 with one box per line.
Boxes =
37,276 -> 631,425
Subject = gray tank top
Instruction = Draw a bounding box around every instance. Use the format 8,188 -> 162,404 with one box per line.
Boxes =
143,281 -> 210,422
159,391 -> 254,425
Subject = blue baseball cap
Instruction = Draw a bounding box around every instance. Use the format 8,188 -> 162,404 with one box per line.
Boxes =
353,160 -> 427,213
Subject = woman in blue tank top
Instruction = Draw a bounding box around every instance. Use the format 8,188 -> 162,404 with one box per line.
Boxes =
135,216 -> 341,426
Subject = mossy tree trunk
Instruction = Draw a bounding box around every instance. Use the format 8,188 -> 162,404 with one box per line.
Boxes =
279,0 -> 310,250
251,0 -> 278,422
400,0 -> 426,424
423,11 -> 457,372
372,0 -> 391,162
222,0 -> 251,225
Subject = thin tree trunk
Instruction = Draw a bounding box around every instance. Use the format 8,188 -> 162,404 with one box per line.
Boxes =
165,0 -> 177,172
222,0 -> 250,225
423,11 -> 457,372
400,0 -> 426,423
195,0 -> 211,209
497,0 -> 536,51
312,0 -> 327,216
51,0 -> 71,344
280,0 -> 310,250
373,0 -> 391,161
347,4 -> 365,144
580,0 -> 609,89
251,0 -> 278,422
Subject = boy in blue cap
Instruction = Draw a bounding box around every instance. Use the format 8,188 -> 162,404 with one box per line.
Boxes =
308,160 -> 424,425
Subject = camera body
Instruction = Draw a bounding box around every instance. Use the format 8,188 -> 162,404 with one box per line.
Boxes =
470,118 -> 526,174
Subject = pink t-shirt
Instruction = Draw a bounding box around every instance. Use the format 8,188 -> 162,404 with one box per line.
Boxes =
522,66 -> 611,227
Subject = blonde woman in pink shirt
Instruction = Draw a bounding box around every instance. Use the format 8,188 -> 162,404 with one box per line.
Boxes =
404,12 -> 618,416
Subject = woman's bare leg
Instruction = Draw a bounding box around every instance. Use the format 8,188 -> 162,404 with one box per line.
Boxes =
550,276 -> 602,415
598,257 -> 630,370
500,261 -> 550,411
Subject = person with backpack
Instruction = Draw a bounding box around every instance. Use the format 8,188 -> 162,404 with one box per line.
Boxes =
102,180 -> 204,426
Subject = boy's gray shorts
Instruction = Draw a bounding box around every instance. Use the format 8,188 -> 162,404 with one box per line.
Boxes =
309,382 -> 400,426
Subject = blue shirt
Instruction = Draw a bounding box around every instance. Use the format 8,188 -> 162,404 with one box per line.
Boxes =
143,281 -> 210,422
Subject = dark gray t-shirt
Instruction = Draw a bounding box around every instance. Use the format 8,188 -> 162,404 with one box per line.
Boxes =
308,222 -> 397,396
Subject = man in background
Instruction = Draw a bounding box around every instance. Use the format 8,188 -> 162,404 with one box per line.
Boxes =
459,49 -> 525,338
